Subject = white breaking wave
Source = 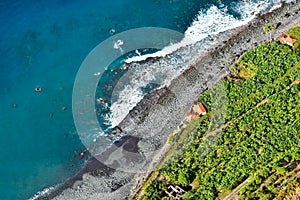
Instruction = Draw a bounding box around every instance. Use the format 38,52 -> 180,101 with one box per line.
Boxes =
124,0 -> 281,64
29,186 -> 57,200
108,0 -> 283,128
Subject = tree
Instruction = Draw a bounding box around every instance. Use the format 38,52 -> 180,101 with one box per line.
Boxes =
142,180 -> 167,200
177,170 -> 190,186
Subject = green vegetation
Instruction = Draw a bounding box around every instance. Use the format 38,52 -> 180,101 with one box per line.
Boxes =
287,26 -> 300,40
141,180 -> 167,200
286,25 -> 300,53
232,62 -> 258,80
140,28 -> 300,200
263,23 -> 275,33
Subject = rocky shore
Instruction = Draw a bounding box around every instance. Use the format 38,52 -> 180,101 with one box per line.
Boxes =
37,2 -> 300,200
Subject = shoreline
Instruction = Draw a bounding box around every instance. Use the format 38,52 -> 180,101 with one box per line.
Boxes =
35,1 -> 300,199
120,2 -> 300,197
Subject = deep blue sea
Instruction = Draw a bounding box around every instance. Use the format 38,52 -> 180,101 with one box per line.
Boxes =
0,0 -> 281,199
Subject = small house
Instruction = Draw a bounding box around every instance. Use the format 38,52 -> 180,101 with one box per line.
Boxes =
165,185 -> 186,199
278,33 -> 297,46
192,102 -> 207,115
185,102 -> 207,122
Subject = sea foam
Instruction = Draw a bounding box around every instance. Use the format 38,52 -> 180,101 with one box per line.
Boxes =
108,0 -> 282,128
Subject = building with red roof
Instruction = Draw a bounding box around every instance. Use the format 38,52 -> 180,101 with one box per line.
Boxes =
278,34 -> 297,46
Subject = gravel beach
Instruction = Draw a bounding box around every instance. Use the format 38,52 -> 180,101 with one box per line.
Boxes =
36,2 -> 300,200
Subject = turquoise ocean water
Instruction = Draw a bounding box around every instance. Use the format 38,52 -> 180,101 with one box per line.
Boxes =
0,1 -> 209,199
0,0 -> 281,199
